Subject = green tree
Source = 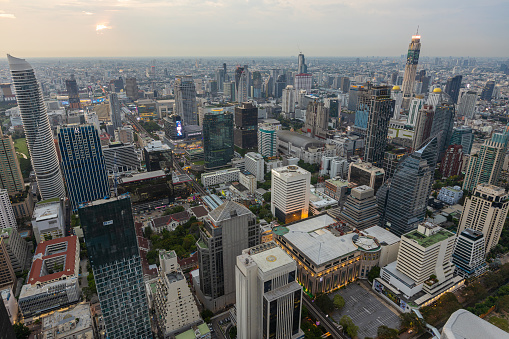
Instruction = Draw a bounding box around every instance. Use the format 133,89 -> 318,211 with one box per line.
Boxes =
377,325 -> 398,339
399,312 -> 424,333
339,315 -> 358,338
496,295 -> 509,312
333,294 -> 345,310
315,293 -> 334,314
229,326 -> 237,338
13,322 -> 31,339
144,226 -> 153,238
164,205 -> 185,215
263,192 -> 271,202
367,266 -> 380,282
201,309 -> 214,323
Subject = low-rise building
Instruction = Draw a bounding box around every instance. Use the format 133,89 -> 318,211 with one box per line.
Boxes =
41,302 -> 95,339
244,152 -> 264,182
277,130 -> 336,164
309,189 -> 338,215
324,178 -> 350,202
149,211 -> 191,233
31,198 -> 66,244
239,171 -> 257,194
201,168 -> 240,187
175,324 -> 211,339
437,186 -> 464,205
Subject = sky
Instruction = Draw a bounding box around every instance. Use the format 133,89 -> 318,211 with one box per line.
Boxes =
1,0 -> 508,58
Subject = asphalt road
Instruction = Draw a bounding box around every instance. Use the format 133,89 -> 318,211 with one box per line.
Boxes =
211,311 -> 230,339
303,295 -> 346,339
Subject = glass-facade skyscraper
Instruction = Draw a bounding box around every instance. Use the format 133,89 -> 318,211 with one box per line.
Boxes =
174,75 -> 197,126
444,75 -> 462,104
58,124 -> 110,211
430,102 -> 456,159
79,195 -> 152,339
203,110 -> 234,170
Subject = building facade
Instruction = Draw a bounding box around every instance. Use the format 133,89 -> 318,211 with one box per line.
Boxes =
0,189 -> 16,230
234,102 -> 258,150
452,228 -> 487,278
203,110 -> 234,170
271,166 -> 310,223
32,198 -> 66,243
304,101 -> 329,139
174,76 -> 198,126
340,186 -> 379,230
0,130 -> 24,195
401,34 -> 421,109
348,161 -> 385,193
258,121 -> 281,158
0,228 -> 28,273
109,93 -> 122,130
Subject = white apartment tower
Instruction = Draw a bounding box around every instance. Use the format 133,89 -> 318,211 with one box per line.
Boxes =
452,228 -> 487,278
7,55 -> 65,200
458,184 -> 509,252
235,242 -> 303,339
282,85 -> 296,118
245,152 -> 265,182
271,165 -> 310,224
458,90 -> 477,118
0,189 -> 16,230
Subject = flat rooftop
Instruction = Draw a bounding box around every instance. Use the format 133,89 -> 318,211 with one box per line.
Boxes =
272,165 -> 310,178
362,226 -> 401,246
404,228 -> 454,248
250,246 -> 294,273
33,201 -> 61,221
121,170 -> 166,184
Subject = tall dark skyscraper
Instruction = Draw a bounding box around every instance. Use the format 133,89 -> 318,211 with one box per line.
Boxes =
109,93 -> 122,130
65,74 -> 81,109
445,75 -> 463,103
174,75 -> 197,125
0,298 -> 15,339
430,102 -> 456,159
362,86 -> 395,167
125,77 -> 139,100
234,102 -> 258,149
401,34 -> 421,109
79,195 -> 152,339
57,124 -> 110,211
480,80 -> 496,101
298,53 -> 307,74
203,110 -> 234,170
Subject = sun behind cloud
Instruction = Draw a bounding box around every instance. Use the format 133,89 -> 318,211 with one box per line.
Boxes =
96,24 -> 112,33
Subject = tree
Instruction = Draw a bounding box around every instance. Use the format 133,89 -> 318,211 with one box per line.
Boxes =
263,192 -> 271,202
496,295 -> 509,312
367,266 -> 380,282
377,325 -> 398,339
13,322 -> 31,339
229,326 -> 237,338
143,226 -> 153,238
164,205 -> 185,215
201,309 -> 214,323
339,315 -> 358,338
399,312 -> 424,333
333,294 -> 345,310
315,293 -> 334,314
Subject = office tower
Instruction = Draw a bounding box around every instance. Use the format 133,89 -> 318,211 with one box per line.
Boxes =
215,67 -> 226,91
163,115 -> 185,140
361,86 -> 395,167
108,93 -> 122,130
0,130 -> 24,195
347,85 -> 362,111
153,250 -> 201,337
245,152 -> 264,181
304,101 -> 329,139
65,74 -> 81,110
57,124 -> 110,211
391,85 -> 403,119
274,74 -> 286,98
196,201 -> 259,312
79,195 -> 152,339
0,296 -> 15,339
294,74 -> 312,95
114,126 -> 134,144
282,85 -> 296,118
462,132 -> 508,192
348,161 -> 385,193
458,184 -> 509,252
445,75 -> 463,103
297,53 -> 307,74
0,238 -> 16,290
401,34 -> 421,109
32,198 -> 65,243
258,121 -> 281,158
480,80 -> 495,101
252,71 -> 262,98
452,228 -> 487,278
271,165 -> 311,223
440,145 -> 463,177
430,102 -> 456,158
143,140 -> 172,172
7,55 -> 65,200
378,137 -> 437,236
102,143 -> 141,175
383,147 -> 407,179
412,105 -> 435,150
0,227 -> 28,273
340,77 -> 350,93
325,98 -> 339,118
174,76 -> 197,125
125,77 -> 139,100
203,110 -> 234,170
0,190 -> 16,230
340,185 -> 378,230
458,91 -> 477,118
224,81 -> 236,101
235,66 -> 249,103
236,242 -> 303,339
450,126 -> 473,154
234,102 -> 258,149
406,97 -> 425,126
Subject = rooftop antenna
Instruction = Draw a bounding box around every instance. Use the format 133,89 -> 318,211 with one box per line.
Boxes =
416,25 -> 419,35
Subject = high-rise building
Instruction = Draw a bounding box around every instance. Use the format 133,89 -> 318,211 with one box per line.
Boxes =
79,195 -> 152,339
340,185 -> 379,230
445,75 -> 463,103
258,121 -> 281,158
65,75 -> 81,110
401,34 -> 421,109
245,152 -> 264,182
450,126 -> 473,154
463,132 -> 508,192
58,125 -> 110,211
143,140 -> 172,172
0,227 -> 28,273
406,97 -> 425,127
203,110 -> 234,170
348,161 -> 385,193
8,55 -> 65,200
0,130 -> 24,195
361,86 -> 395,167
224,81 -> 236,101
348,85 -> 364,111
412,105 -> 435,150
108,93 -> 122,130
196,201 -> 259,312
235,66 -> 249,103
282,85 -> 296,118
458,184 -> 509,252
457,90 -> 477,118
0,238 -> 16,291
452,228 -> 487,278
32,198 -> 66,243
340,77 -> 350,93
430,102 -> 456,158
304,101 -> 329,139
235,242 -> 303,339
383,147 -> 407,179
174,76 -> 197,126
215,67 -> 226,91
297,53 -> 307,74
391,86 -> 403,119
234,102 -> 258,149
377,137 -> 437,236
480,80 -> 495,101
252,71 -> 262,98
0,190 -> 16,231
294,74 -> 312,95
271,165 -> 311,223
440,144 -> 463,178
0,295 -> 15,338
125,77 -> 139,100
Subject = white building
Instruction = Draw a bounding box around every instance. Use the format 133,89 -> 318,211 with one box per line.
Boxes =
0,189 -> 16,230
406,97 -> 425,126
239,171 -> 257,194
271,165 -> 310,223
235,242 -> 303,339
0,227 -> 28,273
281,85 -> 296,118
245,152 -> 264,182
31,198 -> 66,243
1,287 -> 18,324
258,121 -> 281,158
320,156 -> 348,178
201,168 -> 240,187
309,188 -> 338,215
452,228 -> 487,278
437,186 -> 464,205
85,112 -> 100,131
41,302 -> 95,339
154,250 -> 202,337
458,91 -> 477,119
441,309 -> 509,339
114,126 -> 134,144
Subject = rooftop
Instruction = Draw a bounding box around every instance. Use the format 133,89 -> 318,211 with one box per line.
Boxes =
42,303 -> 93,338
277,130 -> 325,150
208,200 -> 252,223
326,178 -> 350,187
404,226 -> 454,248
272,165 -> 310,178
250,246 -> 294,273
175,323 -> 210,339
362,226 -> 401,246
442,309 -> 509,339
33,200 -> 62,221
121,170 -> 166,184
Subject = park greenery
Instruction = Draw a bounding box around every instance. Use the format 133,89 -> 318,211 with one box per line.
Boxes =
249,203 -> 274,223
399,312 -> 424,334
163,205 -> 185,215
314,293 -> 334,314
339,315 -> 358,338
377,325 -> 399,339
13,322 -> 31,339
367,266 -> 381,282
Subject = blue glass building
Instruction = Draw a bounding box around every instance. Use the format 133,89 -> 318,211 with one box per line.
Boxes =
57,124 -> 110,211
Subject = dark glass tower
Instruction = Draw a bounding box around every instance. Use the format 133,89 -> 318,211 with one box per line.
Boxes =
109,93 -> 122,130
65,75 -> 81,109
430,102 -> 456,159
0,298 -> 15,339
203,110 -> 234,170
234,102 -> 258,149
480,80 -> 495,101
445,75 -> 462,103
79,195 -> 152,339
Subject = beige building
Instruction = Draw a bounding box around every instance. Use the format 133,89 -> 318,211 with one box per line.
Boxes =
41,302 -> 95,339
458,184 -> 509,252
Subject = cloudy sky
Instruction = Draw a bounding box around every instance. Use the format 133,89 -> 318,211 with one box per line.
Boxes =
1,0 -> 508,58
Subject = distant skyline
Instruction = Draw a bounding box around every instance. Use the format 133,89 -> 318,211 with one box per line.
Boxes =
1,0 -> 508,58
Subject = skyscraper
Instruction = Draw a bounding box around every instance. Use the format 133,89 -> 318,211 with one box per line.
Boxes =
235,66 -> 249,103
406,97 -> 425,127
57,124 -> 110,211
458,184 -> 509,253
450,126 -> 473,154
340,185 -> 379,230
452,228 -> 487,278
258,121 -> 281,158
234,102 -> 258,149
304,101 -> 329,139
79,195 -> 152,339
430,102 -> 456,158
203,110 -> 234,170
445,75 -> 463,103
7,54 -> 65,200
281,85 -> 296,118
401,34 -> 421,110
457,90 -> 477,118
480,80 -> 495,101
125,77 -> 139,100
215,67 -> 226,91
440,144 -> 463,178
0,237 -> 16,291
412,105 -> 435,150
294,74 -> 312,95
65,75 -> 81,110
108,93 -> 122,130
340,77 -> 350,93
0,189 -> 16,230
0,129 -> 24,194
362,86 -> 395,167
271,165 -> 311,223
174,76 -> 197,126
298,53 -> 307,74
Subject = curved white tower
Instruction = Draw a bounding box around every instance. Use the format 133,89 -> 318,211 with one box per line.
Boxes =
7,55 -> 65,200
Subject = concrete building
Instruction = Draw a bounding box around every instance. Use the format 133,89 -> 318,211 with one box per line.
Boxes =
32,198 -> 66,244
452,228 -> 487,278
276,130 -> 336,164
41,302 -> 95,339
441,309 -> 508,339
239,171 -> 257,194
320,156 -> 348,179
174,76 -> 198,126
114,126 -> 134,144
406,97 -> 425,127
196,201 -> 259,312
271,166 -> 311,223
0,189 -> 16,230
340,186 -> 379,230
109,93 -> 122,130
437,186 -> 463,205
309,188 -> 338,215
0,238 -> 16,291
258,121 -> 281,158
103,143 -> 141,175
154,250 -> 201,337
236,242 -> 303,339
440,145 -> 463,178
324,178 -> 350,202
0,227 -> 28,273
125,77 -> 139,100
281,85 -> 296,118
383,147 -> 408,179
0,130 -> 24,195
304,101 -> 329,139
245,152 -> 264,182
457,91 -> 477,118
1,287 -> 18,324
348,161 -> 385,193
458,184 -> 509,252
362,226 -> 401,267
411,105 -> 435,151
234,102 -> 258,150
201,168 -> 240,187
401,34 -> 421,109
